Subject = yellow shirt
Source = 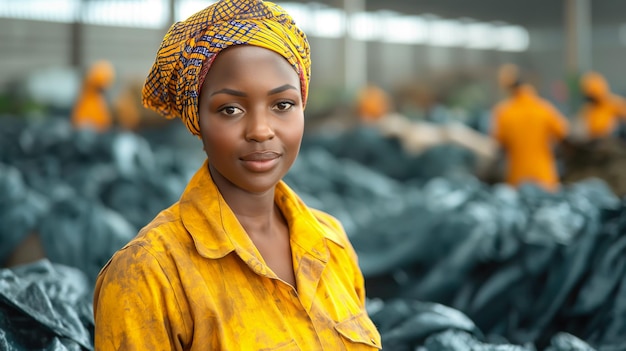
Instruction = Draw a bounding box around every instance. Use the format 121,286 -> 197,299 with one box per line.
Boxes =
492,86 -> 569,192
93,159 -> 381,350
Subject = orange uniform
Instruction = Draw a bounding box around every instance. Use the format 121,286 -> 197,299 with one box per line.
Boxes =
356,84 -> 391,123
93,160 -> 381,350
491,85 -> 569,191
579,72 -> 626,138
71,60 -> 115,132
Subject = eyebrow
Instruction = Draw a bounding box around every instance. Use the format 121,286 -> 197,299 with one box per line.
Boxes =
210,88 -> 246,97
209,84 -> 298,97
268,84 -> 299,95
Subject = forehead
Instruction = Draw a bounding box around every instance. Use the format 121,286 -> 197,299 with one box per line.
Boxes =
203,45 -> 299,86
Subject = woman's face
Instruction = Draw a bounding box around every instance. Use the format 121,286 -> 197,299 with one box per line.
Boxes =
198,45 -> 304,195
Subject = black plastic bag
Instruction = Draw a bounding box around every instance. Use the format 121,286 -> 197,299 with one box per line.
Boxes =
0,260 -> 93,350
0,164 -> 49,265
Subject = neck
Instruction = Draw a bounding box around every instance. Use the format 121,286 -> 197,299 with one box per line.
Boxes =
238,203 -> 286,240
208,164 -> 281,238
225,189 -> 281,238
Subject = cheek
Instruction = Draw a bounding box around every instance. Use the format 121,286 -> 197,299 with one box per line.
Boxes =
284,117 -> 305,151
279,109 -> 304,132
201,127 -> 235,157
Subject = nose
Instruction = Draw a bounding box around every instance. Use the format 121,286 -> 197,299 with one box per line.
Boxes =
245,109 -> 275,142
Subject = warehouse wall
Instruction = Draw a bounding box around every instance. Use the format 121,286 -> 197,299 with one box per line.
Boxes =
1,19 -> 73,83
2,18 -> 626,114
528,24 -> 626,105
0,19 -> 164,86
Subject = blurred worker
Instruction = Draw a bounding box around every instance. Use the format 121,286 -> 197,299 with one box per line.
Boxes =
491,64 -> 569,192
356,83 -> 392,124
71,60 -> 116,132
578,71 -> 626,139
113,80 -> 142,131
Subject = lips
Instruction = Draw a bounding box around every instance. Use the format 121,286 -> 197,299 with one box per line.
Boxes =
240,151 -> 281,161
240,151 -> 282,172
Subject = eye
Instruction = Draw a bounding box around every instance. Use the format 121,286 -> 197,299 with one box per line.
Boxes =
273,101 -> 295,112
219,106 -> 243,116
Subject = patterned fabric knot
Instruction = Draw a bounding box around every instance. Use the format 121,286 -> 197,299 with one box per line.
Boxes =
142,0 -> 311,136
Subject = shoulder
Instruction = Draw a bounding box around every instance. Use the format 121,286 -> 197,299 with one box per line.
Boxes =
536,97 -> 556,109
492,99 -> 511,117
309,208 -> 350,245
98,202 -> 188,280
310,208 -> 343,233
308,208 -> 362,264
278,181 -> 351,247
135,203 -> 189,252
536,98 -> 566,120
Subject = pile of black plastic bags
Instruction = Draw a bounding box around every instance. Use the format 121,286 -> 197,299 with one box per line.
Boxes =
1,115 -> 625,350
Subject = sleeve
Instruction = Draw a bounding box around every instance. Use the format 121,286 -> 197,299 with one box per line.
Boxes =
93,244 -> 188,351
545,102 -> 570,140
611,95 -> 626,119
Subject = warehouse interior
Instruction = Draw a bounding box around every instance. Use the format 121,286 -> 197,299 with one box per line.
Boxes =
1,0 -> 626,350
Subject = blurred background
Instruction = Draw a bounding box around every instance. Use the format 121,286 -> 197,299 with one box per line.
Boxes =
2,1 -> 626,350
3,0 -> 626,124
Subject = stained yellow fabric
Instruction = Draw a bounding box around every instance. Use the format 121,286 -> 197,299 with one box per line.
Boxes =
579,72 -> 626,138
142,0 -> 311,136
71,60 -> 115,132
491,85 -> 569,192
93,159 -> 381,350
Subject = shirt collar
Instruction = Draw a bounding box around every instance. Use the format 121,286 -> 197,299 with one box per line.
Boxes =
179,159 -> 344,262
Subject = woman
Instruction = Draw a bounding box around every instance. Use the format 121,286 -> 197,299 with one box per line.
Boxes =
92,0 -> 381,350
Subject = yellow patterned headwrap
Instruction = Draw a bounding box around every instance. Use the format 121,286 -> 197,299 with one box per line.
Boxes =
142,0 -> 311,136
